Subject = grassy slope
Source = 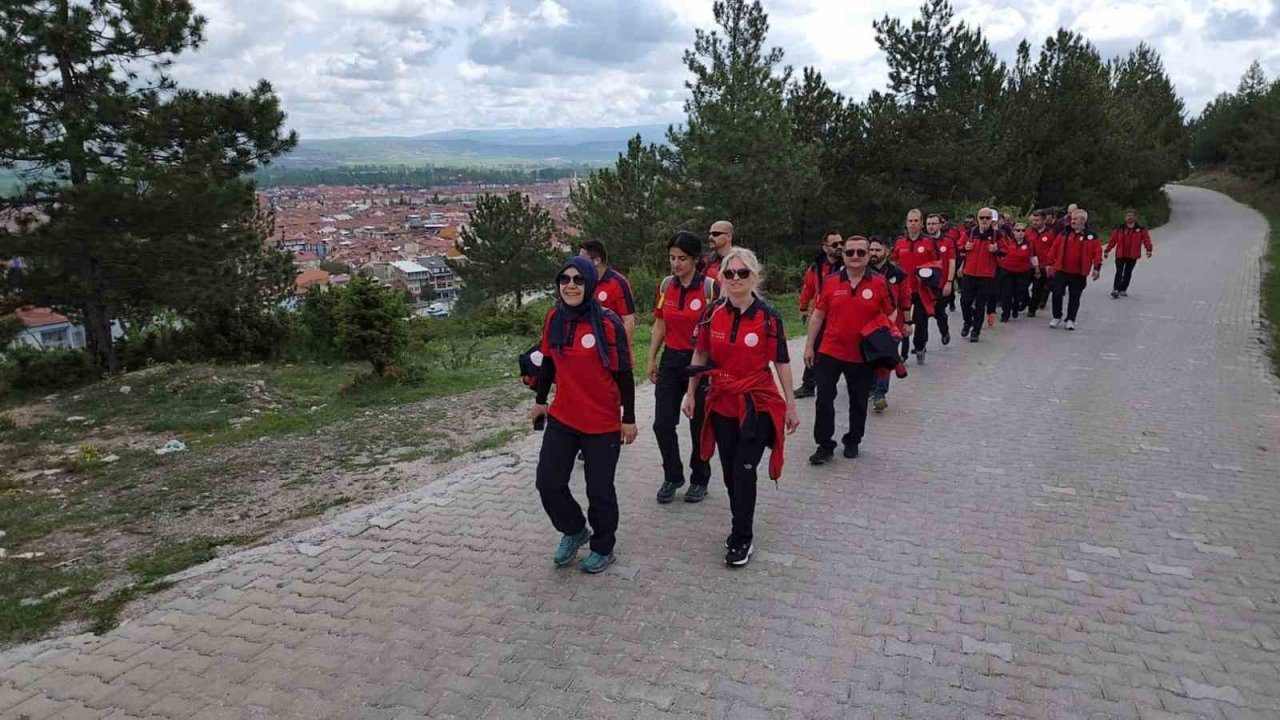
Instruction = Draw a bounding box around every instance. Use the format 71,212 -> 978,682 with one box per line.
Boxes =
1179,171 -> 1280,376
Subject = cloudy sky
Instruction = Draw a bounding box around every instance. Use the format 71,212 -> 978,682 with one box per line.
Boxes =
169,0 -> 1280,140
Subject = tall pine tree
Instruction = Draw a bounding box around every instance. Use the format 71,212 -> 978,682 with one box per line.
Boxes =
452,192 -> 558,309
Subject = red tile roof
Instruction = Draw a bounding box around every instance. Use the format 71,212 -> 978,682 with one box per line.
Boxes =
15,306 -> 69,329
294,268 -> 331,295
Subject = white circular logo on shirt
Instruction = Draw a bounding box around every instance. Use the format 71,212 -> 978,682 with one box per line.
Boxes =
919,268 -> 933,278
597,291 -> 608,302
940,246 -> 949,252
861,289 -> 874,300
690,298 -> 703,311
581,334 -> 597,349
889,276 -> 898,284
530,350 -> 544,367
916,246 -> 926,254
743,332 -> 760,348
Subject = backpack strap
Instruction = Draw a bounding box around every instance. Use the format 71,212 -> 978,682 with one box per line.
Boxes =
702,276 -> 716,302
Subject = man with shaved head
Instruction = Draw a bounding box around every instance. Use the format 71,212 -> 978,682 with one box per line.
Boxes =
704,220 -> 735,280
893,209 -> 953,364
1046,208 -> 1103,331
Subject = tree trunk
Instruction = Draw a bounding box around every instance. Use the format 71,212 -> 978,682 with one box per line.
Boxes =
77,249 -> 117,372
514,290 -> 522,309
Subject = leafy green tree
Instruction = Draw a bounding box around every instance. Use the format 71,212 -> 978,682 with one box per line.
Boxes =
319,260 -> 352,275
452,192 -> 558,308
1108,43 -> 1190,202
667,0 -> 804,253
785,67 -> 842,247
335,273 -> 409,376
568,135 -> 679,273
0,0 -> 296,371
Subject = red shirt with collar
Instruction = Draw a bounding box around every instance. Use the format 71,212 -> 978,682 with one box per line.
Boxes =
1051,228 -> 1103,275
702,252 -> 725,281
998,238 -> 1034,273
693,298 -> 789,417
594,268 -> 636,319
539,309 -> 630,434
654,274 -> 717,352
815,268 -> 896,363
1027,226 -> 1057,266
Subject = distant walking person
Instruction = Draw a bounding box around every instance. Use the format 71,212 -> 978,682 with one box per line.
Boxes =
806,235 -> 898,464
794,230 -> 843,399
1105,208 -> 1153,298
531,257 -> 637,574
1047,209 -> 1103,331
648,231 -> 718,505
684,248 -> 799,567
959,208 -> 1007,342
997,221 -> 1034,321
703,220 -> 735,280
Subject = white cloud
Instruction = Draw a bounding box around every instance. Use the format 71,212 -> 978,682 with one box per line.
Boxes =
166,0 -> 1276,138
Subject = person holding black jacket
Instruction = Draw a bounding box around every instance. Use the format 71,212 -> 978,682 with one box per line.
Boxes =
530,256 -> 638,574
648,231 -> 718,505
794,230 -> 843,399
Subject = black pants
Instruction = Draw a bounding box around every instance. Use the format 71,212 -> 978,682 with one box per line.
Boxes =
536,418 -> 621,555
1000,269 -> 1033,319
960,275 -> 997,334
653,349 -> 710,486
712,411 -> 774,545
910,293 -> 951,352
799,319 -> 827,389
813,353 -> 874,451
1031,269 -> 1051,310
1051,272 -> 1088,322
1114,258 -> 1138,292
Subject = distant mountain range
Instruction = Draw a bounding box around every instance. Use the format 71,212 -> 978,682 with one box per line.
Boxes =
278,124 -> 675,169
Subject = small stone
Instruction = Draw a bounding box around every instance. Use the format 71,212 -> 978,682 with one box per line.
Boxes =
1193,542 -> 1238,557
1174,491 -> 1209,502
119,386 -> 132,395
1042,484 -> 1076,495
1180,678 -> 1245,706
961,636 -> 1013,662
1065,569 -> 1089,583
1147,563 -> 1193,578
66,416 -> 86,423
1079,543 -> 1121,558
101,454 -> 120,464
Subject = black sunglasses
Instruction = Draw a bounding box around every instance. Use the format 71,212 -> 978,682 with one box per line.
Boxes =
709,231 -> 728,237
721,268 -> 752,280
844,248 -> 868,257
557,274 -> 586,286
978,216 -> 993,220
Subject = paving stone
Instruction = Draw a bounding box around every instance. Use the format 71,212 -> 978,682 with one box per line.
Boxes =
1079,544 -> 1122,559
1180,677 -> 1246,707
1064,569 -> 1089,583
1193,542 -> 1239,558
961,636 -> 1014,662
1147,563 -> 1194,579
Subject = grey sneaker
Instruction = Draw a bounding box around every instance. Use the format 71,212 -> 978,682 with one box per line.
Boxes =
554,527 -> 590,567
580,551 -> 614,574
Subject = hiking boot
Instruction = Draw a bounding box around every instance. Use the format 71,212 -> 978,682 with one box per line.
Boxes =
986,313 -> 996,327
1049,318 -> 1060,329
1066,320 -> 1076,331
1110,290 -> 1119,299
580,551 -> 614,574
684,484 -> 708,503
656,480 -> 683,504
1027,309 -> 1036,318
809,447 -> 834,465
793,384 -> 815,399
725,541 -> 754,567
915,349 -> 926,365
1119,291 -> 1128,297
969,332 -> 980,343
940,332 -> 951,346
554,527 -> 591,567
873,397 -> 887,413
843,444 -> 860,459
960,326 -> 971,338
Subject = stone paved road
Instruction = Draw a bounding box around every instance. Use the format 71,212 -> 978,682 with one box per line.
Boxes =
3,185 -> 1278,719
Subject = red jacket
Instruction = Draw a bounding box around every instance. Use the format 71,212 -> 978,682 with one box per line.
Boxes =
1050,229 -> 1103,276
960,228 -> 1007,278
798,254 -> 839,312
1106,224 -> 1152,260
697,368 -> 787,482
998,238 -> 1034,273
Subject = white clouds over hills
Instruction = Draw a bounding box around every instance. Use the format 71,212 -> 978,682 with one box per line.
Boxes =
170,0 -> 1279,139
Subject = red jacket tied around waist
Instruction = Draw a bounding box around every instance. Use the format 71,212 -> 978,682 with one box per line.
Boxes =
696,368 -> 787,482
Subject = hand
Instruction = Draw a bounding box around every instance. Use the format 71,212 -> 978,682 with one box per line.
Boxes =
620,423 -> 638,445
965,242 -> 974,251
988,243 -> 998,252
1146,251 -> 1153,259
681,396 -> 696,419
530,403 -> 549,422
648,365 -> 659,385
800,310 -> 810,323
942,281 -> 952,296
804,346 -> 815,368
1091,269 -> 1100,281
784,404 -> 800,434
1046,267 -> 1056,278
1103,252 -> 1110,259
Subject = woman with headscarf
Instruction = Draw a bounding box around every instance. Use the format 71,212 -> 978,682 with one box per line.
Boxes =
530,256 -> 638,574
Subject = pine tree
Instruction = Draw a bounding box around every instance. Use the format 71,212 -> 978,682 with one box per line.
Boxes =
452,192 -> 558,308
335,273 -> 409,377
0,0 -> 297,371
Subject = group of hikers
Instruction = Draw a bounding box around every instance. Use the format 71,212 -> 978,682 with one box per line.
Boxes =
526,205 -> 1154,573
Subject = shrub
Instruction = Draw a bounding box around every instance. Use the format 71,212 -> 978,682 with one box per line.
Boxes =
0,346 -> 100,392
335,273 -> 410,376
627,266 -> 661,315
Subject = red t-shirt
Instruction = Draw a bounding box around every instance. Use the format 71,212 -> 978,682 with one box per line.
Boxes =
654,274 -> 717,352
693,298 -> 789,417
539,309 -> 630,434
595,268 -> 636,319
815,269 -> 895,363
998,238 -> 1034,273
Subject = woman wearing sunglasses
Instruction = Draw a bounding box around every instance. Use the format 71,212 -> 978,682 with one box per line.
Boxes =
530,256 -> 638,574
682,248 -> 800,567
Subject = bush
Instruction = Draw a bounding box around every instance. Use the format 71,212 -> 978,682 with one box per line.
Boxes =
1,346 -> 100,393
335,273 -> 410,376
761,257 -> 805,297
466,303 -> 542,338
627,266 -> 661,315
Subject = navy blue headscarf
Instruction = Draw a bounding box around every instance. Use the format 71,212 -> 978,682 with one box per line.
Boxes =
547,256 -> 613,369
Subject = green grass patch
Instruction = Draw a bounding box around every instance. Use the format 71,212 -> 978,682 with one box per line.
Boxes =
469,428 -> 520,454
1180,171 -> 1280,376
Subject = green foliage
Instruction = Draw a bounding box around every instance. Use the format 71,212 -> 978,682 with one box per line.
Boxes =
254,164 -> 585,188
334,274 -> 410,376
1,346 -> 100,393
627,267 -> 662,315
318,260 -> 352,275
1192,62 -> 1280,183
453,192 -> 559,308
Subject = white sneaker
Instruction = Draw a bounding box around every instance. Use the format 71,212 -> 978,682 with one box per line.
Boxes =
1049,318 -> 1060,328
1066,320 -> 1076,331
